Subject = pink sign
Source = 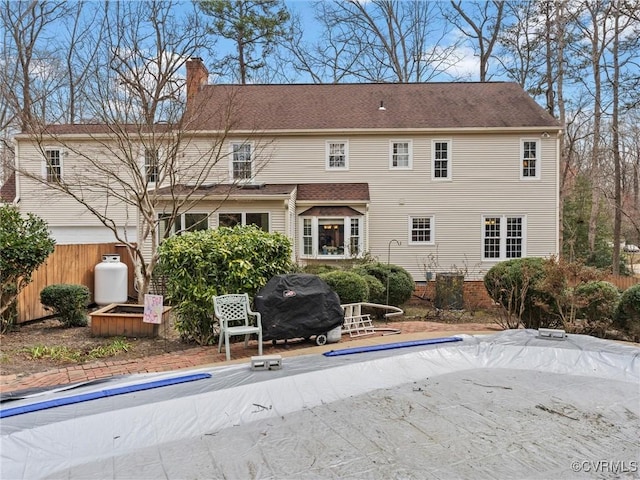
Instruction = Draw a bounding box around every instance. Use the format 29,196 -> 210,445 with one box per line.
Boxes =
143,294 -> 164,324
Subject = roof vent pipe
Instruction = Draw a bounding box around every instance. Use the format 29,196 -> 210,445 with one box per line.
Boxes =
378,101 -> 386,111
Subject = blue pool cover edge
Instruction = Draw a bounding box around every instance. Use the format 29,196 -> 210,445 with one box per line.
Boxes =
0,372 -> 212,419
323,336 -> 463,357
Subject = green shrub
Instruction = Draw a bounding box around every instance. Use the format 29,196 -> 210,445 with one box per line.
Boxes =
157,225 -> 292,345
1,205 -> 56,333
574,281 -> 620,322
302,264 -> 340,275
353,262 -> 414,306
484,258 -> 548,329
319,270 -> 369,304
360,274 -> 385,304
40,284 -> 90,327
614,284 -> 640,341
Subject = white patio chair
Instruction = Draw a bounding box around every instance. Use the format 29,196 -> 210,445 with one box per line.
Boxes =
213,293 -> 263,361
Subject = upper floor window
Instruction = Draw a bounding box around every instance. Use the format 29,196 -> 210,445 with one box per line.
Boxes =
231,142 -> 252,180
326,141 -> 348,170
483,215 -> 524,260
409,216 -> 434,244
390,140 -> 412,169
432,140 -> 451,180
45,149 -> 62,182
219,212 -> 269,231
521,139 -> 539,179
145,148 -> 159,183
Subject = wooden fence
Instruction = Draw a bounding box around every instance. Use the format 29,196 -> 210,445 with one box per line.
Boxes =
16,243 -> 136,324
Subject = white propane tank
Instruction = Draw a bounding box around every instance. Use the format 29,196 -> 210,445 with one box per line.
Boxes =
94,254 -> 128,306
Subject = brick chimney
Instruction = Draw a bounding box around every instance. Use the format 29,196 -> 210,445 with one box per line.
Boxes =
186,57 -> 209,107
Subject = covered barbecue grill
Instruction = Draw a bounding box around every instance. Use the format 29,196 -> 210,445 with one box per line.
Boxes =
255,274 -> 344,345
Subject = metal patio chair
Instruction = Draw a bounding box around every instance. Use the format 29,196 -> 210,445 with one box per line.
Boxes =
213,293 -> 263,361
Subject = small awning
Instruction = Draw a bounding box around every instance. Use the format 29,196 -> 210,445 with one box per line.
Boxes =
299,206 -> 363,216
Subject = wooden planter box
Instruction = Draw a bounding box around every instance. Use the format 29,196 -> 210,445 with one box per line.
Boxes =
90,303 -> 171,338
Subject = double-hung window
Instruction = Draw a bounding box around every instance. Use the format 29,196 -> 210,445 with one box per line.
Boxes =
432,140 -> 451,180
231,142 -> 252,180
482,215 -> 524,260
145,148 -> 159,183
409,216 -> 434,244
218,212 -> 269,231
390,140 -> 412,169
45,149 -> 62,182
326,141 -> 348,170
521,139 -> 540,179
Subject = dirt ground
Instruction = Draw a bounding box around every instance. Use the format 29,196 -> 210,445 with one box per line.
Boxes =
0,316 -> 193,377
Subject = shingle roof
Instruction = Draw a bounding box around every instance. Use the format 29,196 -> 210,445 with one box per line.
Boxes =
0,172 -> 16,203
152,182 -> 369,202
154,183 -> 297,197
297,183 -> 370,202
23,82 -> 559,136
184,82 -> 560,132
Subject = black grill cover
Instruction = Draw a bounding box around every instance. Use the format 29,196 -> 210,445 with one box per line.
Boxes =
255,274 -> 344,341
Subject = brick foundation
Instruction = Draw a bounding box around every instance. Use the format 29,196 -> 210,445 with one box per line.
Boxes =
411,281 -> 493,310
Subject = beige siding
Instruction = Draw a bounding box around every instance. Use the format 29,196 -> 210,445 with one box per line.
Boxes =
18,130 -> 558,281
16,140 -> 136,242
245,132 -> 557,281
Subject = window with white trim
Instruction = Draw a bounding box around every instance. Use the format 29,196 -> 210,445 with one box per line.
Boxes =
326,141 -> 348,169
483,215 -> 524,260
409,216 -> 434,244
158,212 -> 208,241
231,142 -> 252,180
521,139 -> 539,179
219,212 -> 269,231
145,148 -> 159,183
390,140 -> 412,169
44,148 -> 62,182
300,216 -> 362,258
432,140 -> 451,180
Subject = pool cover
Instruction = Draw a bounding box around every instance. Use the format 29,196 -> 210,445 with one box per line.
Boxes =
1,330 -> 638,479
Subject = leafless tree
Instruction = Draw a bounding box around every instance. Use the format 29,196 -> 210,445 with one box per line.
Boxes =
286,0 -> 460,83
15,1 -> 268,301
445,0 -> 505,82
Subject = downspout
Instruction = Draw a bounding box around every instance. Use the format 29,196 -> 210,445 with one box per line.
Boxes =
12,137 -> 20,205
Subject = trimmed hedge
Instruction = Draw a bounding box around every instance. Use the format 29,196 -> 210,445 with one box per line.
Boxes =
319,270 -> 369,304
614,283 -> 640,341
353,262 -> 414,306
157,225 -> 292,345
484,257 -> 548,328
574,281 -> 620,322
40,284 -> 90,327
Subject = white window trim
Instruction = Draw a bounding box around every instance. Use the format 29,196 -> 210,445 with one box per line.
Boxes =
42,147 -> 63,181
431,139 -> 452,181
299,215 -> 363,259
229,141 -> 254,181
143,147 -> 161,185
408,215 -> 435,245
157,211 -> 209,243
389,139 -> 413,170
520,138 -> 541,180
481,214 -> 527,261
217,211 -> 271,232
325,140 -> 349,171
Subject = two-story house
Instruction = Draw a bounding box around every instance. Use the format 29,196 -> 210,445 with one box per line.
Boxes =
14,57 -> 561,287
